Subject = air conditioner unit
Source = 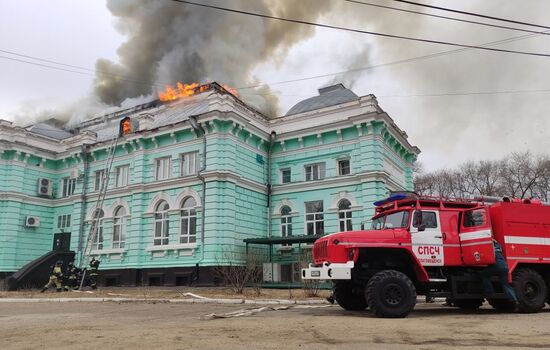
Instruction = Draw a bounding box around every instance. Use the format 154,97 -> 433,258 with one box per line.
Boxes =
37,178 -> 53,197
25,216 -> 40,227
263,263 -> 281,283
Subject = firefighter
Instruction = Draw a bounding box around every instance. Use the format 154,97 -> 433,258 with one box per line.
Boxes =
481,239 -> 518,304
41,260 -> 64,293
89,257 -> 100,289
65,261 -> 79,290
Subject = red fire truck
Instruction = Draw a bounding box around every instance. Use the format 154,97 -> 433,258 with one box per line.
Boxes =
302,194 -> 550,318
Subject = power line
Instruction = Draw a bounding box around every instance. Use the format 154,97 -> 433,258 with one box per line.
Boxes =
390,0 -> 550,31
236,30 -> 547,90
0,50 -> 167,88
168,0 -> 550,58
344,0 -> 550,36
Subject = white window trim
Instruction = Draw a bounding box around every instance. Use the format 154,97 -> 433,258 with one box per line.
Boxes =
115,165 -> 130,188
57,214 -> 72,230
153,203 -> 170,246
154,157 -> 172,181
304,201 -> 324,235
180,152 -> 199,177
304,163 -> 326,182
112,214 -> 126,249
61,177 -> 76,197
94,170 -> 105,192
337,158 -> 351,176
280,168 -> 291,184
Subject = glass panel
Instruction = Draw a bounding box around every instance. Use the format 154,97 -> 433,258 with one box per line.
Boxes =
307,223 -> 314,235
189,217 -> 196,235
287,224 -> 292,236
181,218 -> 189,235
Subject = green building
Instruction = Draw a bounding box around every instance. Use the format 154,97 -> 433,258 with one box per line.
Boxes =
0,83 -> 419,286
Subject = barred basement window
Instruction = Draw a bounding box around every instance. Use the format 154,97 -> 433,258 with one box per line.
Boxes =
112,206 -> 126,249
180,197 -> 197,244
305,201 -> 324,235
153,201 -> 170,246
338,199 -> 353,232
91,209 -> 104,250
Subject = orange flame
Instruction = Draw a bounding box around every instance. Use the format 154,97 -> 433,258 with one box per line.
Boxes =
158,82 -> 238,102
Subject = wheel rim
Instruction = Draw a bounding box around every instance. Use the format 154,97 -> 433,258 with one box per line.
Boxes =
382,283 -> 404,306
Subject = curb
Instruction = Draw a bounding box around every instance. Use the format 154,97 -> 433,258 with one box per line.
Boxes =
0,297 -> 329,305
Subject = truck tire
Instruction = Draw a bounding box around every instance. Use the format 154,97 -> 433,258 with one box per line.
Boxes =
453,298 -> 484,310
488,298 -> 517,313
333,281 -> 367,311
366,270 -> 416,318
513,268 -> 547,313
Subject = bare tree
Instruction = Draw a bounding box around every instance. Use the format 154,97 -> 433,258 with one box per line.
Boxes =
300,249 -> 320,297
414,151 -> 550,201
213,248 -> 264,294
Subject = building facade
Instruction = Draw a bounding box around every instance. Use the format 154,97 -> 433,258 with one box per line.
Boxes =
0,83 -> 419,286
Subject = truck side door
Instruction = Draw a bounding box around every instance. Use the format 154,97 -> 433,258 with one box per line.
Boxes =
459,207 -> 495,265
410,210 -> 444,266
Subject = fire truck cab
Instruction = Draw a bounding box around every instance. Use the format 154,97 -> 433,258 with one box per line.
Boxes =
302,194 -> 550,318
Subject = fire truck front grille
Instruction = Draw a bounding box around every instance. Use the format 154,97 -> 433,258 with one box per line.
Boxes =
314,239 -> 328,260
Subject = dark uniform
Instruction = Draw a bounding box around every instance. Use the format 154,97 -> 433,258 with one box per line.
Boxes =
482,240 -> 518,302
65,261 -> 80,290
89,258 -> 100,289
41,261 -> 64,293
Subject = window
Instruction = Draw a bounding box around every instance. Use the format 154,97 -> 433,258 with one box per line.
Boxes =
338,159 -> 351,176
338,199 -> 353,232
305,201 -> 324,235
153,201 -> 170,246
115,165 -> 130,188
57,214 -> 71,230
372,211 -> 410,230
413,211 -> 438,229
281,169 -> 291,184
180,152 -> 199,176
94,170 -> 105,191
112,206 -> 126,249
464,209 -> 487,227
180,197 -> 197,244
305,163 -> 325,181
91,209 -> 104,250
155,157 -> 172,181
61,177 -> 76,197
280,206 -> 293,237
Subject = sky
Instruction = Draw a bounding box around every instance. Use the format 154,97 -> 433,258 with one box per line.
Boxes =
0,0 -> 549,171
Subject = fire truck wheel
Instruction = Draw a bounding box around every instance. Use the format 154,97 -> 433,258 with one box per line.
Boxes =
333,281 -> 368,311
453,298 -> 484,310
513,268 -> 547,313
488,299 -> 517,313
366,270 -> 416,318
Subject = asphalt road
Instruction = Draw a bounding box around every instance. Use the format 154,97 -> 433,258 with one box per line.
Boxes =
1,301 -> 549,349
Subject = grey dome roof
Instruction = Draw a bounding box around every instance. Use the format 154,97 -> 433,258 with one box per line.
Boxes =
285,84 -> 358,116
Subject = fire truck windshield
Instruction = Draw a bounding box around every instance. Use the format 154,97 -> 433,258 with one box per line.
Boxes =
371,211 -> 410,230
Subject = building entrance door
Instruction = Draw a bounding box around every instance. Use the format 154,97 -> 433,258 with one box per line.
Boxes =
52,232 -> 71,251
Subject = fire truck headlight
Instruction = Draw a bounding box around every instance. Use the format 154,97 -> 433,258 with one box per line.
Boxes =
348,249 -> 355,261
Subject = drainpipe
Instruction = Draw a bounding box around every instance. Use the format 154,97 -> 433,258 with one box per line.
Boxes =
188,116 -> 206,282
77,144 -> 90,267
267,131 -> 276,238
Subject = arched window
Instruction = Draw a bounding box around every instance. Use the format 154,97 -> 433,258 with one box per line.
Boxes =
338,199 -> 352,232
91,209 -> 104,250
154,201 -> 170,246
180,197 -> 197,244
112,206 -> 126,249
280,206 -> 292,238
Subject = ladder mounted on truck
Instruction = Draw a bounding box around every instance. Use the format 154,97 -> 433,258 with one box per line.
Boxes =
78,116 -> 132,289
